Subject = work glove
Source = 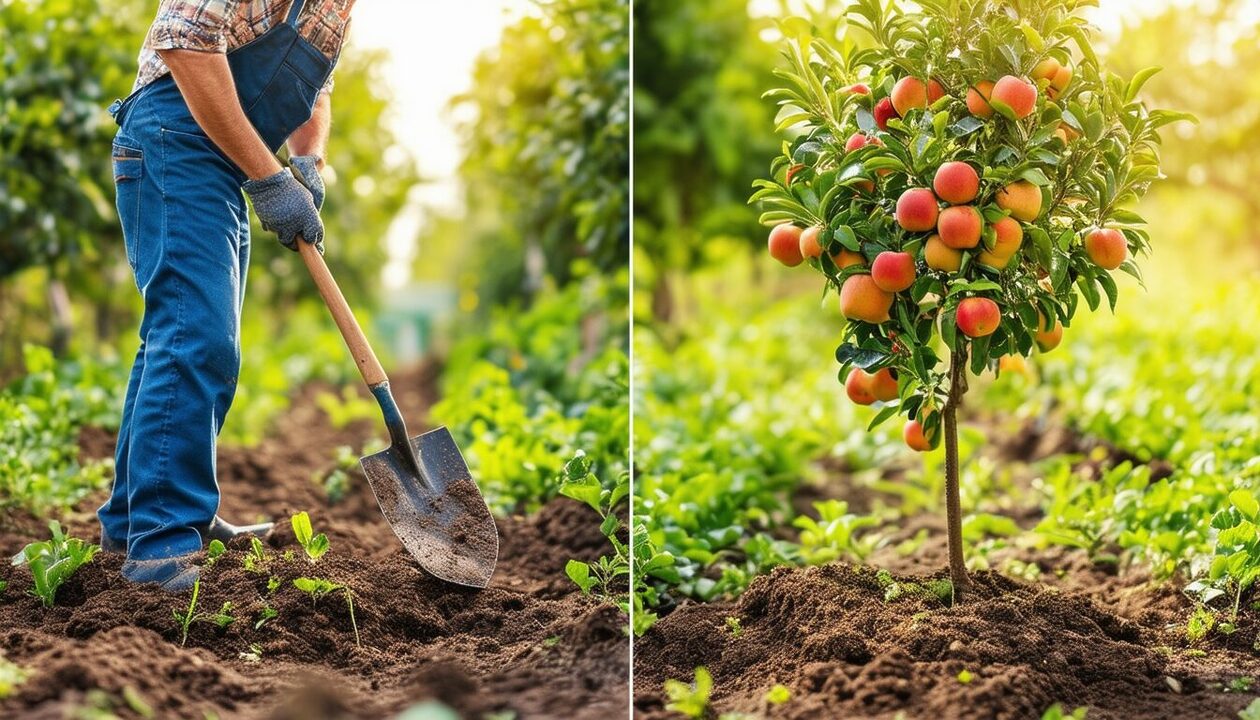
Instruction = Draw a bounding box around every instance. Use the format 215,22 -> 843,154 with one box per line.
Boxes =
242,168 -> 324,253
289,154 -> 325,210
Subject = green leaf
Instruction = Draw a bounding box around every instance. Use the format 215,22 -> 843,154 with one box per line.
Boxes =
291,512 -> 313,547
565,560 -> 596,593
1125,66 -> 1162,103
1232,490 -> 1260,521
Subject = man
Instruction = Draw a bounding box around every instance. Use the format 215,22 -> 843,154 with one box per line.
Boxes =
98,0 -> 356,590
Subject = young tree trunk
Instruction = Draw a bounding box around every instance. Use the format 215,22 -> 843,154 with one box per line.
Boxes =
943,347 -> 973,591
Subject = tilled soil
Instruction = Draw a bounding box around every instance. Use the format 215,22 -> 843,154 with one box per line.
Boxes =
634,565 -> 1260,720
0,363 -> 629,720
635,418 -> 1260,720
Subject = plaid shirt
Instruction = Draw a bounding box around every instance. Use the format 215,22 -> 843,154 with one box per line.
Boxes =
133,0 -> 355,93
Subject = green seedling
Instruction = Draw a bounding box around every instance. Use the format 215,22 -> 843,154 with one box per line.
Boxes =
793,500 -> 883,564
173,579 -> 202,647
664,666 -> 713,719
1241,698 -> 1260,720
0,580 -> 7,596
764,683 -> 791,705
293,577 -> 360,647
206,539 -> 226,565
0,652 -> 30,699
957,669 -> 975,685
725,616 -> 743,638
665,665 -> 715,716
877,569 -> 954,605
208,602 -> 235,629
255,605 -> 278,630
1186,605 -> 1217,643
266,575 -> 281,594
1228,677 -> 1255,693
242,537 -> 270,573
1040,705 -> 1088,720
12,520 -> 100,607
290,512 -> 330,562
315,444 -> 360,504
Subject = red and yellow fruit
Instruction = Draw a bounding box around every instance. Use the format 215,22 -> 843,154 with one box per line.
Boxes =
933,162 -> 980,205
980,216 -> 1023,267
843,82 -> 871,95
924,234 -> 962,272
966,80 -> 995,118
1035,314 -> 1063,352
891,76 -> 929,115
799,226 -> 825,259
874,97 -> 898,130
903,419 -> 937,452
871,251 -> 916,292
991,75 -> 1037,119
768,224 -> 804,266
956,297 -> 1001,337
868,367 -> 899,402
833,248 -> 865,269
895,188 -> 939,232
845,368 -> 877,405
1084,228 -> 1127,270
1033,57 -> 1073,99
996,181 -> 1042,222
937,205 -> 983,249
839,274 -> 894,323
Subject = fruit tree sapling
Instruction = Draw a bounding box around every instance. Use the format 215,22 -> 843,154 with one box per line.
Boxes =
751,0 -> 1192,590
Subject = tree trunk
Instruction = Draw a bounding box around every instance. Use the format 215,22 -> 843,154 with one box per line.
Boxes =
943,347 -> 973,591
48,278 -> 73,358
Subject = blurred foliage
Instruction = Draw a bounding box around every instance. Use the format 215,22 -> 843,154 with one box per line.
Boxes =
633,0 -> 780,284
0,0 -> 141,279
445,0 -> 629,310
0,345 -> 123,515
433,271 -> 628,515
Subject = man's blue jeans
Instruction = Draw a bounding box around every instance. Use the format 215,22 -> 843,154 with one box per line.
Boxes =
97,78 -> 250,564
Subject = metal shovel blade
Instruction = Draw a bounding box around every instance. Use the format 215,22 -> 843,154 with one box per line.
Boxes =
359,427 -> 499,588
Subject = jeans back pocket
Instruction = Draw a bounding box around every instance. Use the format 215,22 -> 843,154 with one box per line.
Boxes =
112,140 -> 144,269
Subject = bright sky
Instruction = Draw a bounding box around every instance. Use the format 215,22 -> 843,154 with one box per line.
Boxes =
346,1 -> 535,287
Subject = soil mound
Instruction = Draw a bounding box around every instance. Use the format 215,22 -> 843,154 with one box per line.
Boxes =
634,564 -> 1258,720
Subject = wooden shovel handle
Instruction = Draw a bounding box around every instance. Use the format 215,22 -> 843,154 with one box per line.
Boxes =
297,238 -> 388,387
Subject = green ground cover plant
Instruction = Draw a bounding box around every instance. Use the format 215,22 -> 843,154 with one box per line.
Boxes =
11,521 -> 100,607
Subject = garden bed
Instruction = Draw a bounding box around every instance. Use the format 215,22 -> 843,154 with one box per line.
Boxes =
633,419 -> 1260,720
0,365 -> 628,720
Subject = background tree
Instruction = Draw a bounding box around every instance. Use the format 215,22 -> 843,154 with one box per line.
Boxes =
439,0 -> 629,312
632,0 -> 781,321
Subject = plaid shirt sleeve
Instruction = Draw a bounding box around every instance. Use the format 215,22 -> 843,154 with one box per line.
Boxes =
144,0 -> 238,53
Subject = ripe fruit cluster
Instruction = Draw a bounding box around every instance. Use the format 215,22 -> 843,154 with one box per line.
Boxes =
753,1 -> 1177,458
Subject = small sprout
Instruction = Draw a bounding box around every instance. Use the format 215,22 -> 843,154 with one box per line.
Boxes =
291,511 -> 330,562
173,579 -> 203,647
283,550 -> 296,562
266,575 -> 281,594
0,652 -> 30,699
122,685 -> 154,718
664,667 -> 713,719
0,580 -> 7,595
725,616 -> 743,638
1241,698 -> 1260,720
206,539 -> 226,565
542,636 -> 560,648
12,521 -> 100,607
1183,648 -> 1207,658
957,669 -> 975,685
293,577 -> 360,647
209,602 -> 235,629
764,684 -> 791,705
242,537 -> 270,573
1229,677 -> 1255,693
1186,606 -> 1216,643
239,643 -> 264,663
255,605 -> 278,630
1040,704 -> 1089,720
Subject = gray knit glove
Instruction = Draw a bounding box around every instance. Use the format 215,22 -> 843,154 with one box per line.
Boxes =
242,168 -> 324,253
289,155 -> 325,210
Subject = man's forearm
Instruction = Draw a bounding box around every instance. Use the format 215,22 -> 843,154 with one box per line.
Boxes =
158,49 -> 283,180
287,92 -> 331,167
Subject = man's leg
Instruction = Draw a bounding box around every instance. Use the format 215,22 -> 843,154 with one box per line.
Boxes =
121,126 -> 249,587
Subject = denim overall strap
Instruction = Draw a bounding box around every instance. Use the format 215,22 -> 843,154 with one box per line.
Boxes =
285,0 -> 307,26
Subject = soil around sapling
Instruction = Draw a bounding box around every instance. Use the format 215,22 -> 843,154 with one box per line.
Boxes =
0,362 -> 629,720
634,417 -> 1260,720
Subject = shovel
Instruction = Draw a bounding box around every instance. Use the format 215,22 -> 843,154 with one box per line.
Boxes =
297,239 -> 498,588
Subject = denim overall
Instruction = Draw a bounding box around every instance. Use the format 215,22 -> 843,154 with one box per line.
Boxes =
98,0 -> 335,579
